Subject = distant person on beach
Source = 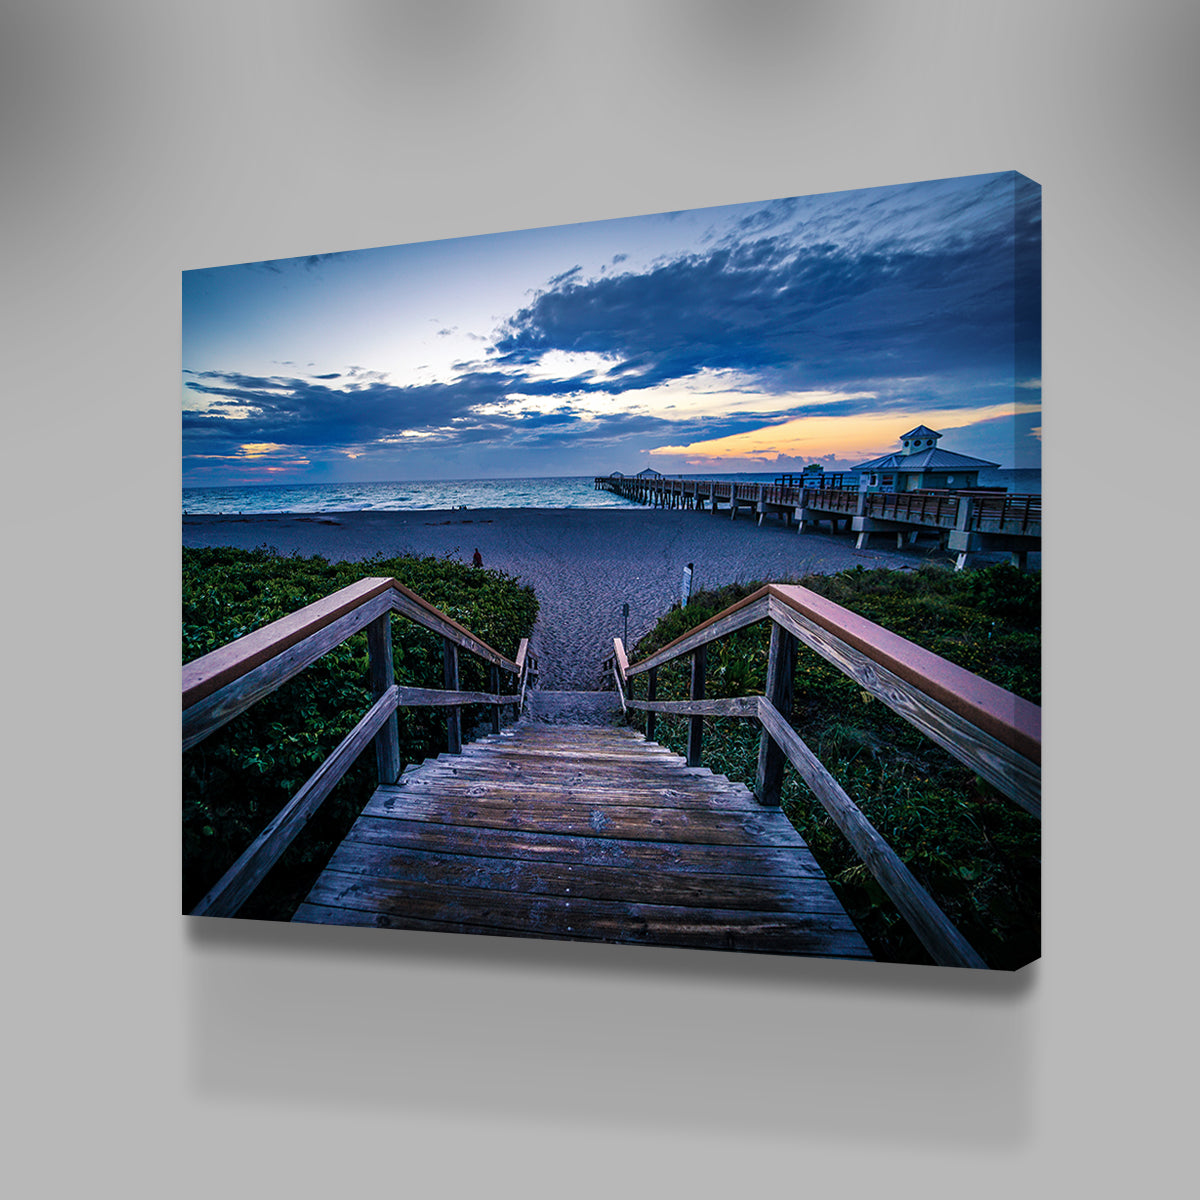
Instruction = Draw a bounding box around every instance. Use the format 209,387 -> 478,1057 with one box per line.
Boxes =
472,548 -> 483,568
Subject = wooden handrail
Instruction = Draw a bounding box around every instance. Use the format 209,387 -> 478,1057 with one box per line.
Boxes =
626,590 -> 773,675
184,577 -> 531,918
192,684 -> 402,918
183,576 -> 519,712
624,582 -> 1038,768
756,697 -> 986,969
610,579 -> 1041,968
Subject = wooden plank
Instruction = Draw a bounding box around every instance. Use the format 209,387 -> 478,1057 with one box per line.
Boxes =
394,757 -> 754,786
367,613 -> 401,785
386,585 -> 519,674
292,899 -> 872,957
612,637 -> 630,686
432,745 -> 711,769
183,576 -> 519,712
320,843 -> 843,912
299,873 -> 870,956
191,685 -> 400,918
611,644 -> 628,711
442,638 -> 461,754
183,592 -> 393,750
766,585 -> 1040,767
466,735 -> 675,754
445,743 -> 721,768
183,576 -> 395,708
688,644 -> 706,767
407,752 -> 742,778
515,638 -> 530,709
393,685 -> 511,707
755,623 -> 796,806
757,696 -> 986,968
626,595 -> 771,676
383,775 -> 759,806
340,813 -> 828,876
365,787 -> 809,847
766,595 -> 1040,816
625,695 -> 760,718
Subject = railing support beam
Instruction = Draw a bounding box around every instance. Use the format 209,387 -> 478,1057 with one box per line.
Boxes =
687,644 -> 706,766
490,664 -> 502,733
755,623 -> 796,805
443,637 -> 462,754
367,613 -> 401,785
646,666 -> 658,742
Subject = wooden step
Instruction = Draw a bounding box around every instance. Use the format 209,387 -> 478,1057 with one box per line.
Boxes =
295,720 -> 871,960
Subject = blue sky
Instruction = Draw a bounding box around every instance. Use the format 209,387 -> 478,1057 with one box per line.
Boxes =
182,171 -> 1040,485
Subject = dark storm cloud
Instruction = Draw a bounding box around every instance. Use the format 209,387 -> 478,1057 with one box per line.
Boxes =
183,371 -> 491,449
493,219 -> 1024,398
180,359 -> 807,464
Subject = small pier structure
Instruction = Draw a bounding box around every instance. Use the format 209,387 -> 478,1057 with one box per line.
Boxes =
596,426 -> 1039,568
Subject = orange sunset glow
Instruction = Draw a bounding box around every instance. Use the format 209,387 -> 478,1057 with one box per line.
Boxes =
649,402 -> 1042,466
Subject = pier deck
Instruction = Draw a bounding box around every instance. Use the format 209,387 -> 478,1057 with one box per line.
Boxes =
595,475 -> 1040,567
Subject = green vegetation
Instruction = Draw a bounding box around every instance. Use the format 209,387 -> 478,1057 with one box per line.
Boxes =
627,563 -> 1040,969
182,545 -> 538,920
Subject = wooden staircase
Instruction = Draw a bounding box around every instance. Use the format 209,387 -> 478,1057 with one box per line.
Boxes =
293,719 -> 872,959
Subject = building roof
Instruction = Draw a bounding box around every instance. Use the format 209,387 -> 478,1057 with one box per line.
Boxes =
853,447 -> 1000,472
900,424 -> 942,440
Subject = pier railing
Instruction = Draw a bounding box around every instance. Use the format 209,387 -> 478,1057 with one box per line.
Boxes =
183,576 -> 537,918
607,583 -> 1040,969
595,476 -> 1040,538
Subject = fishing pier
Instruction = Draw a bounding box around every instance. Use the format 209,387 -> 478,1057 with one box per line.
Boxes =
594,474 -> 1041,569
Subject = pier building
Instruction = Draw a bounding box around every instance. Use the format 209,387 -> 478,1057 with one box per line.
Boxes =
853,425 -> 998,494
595,422 -> 1039,569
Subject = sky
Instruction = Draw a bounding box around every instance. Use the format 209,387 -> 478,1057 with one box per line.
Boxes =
182,171 -> 1041,486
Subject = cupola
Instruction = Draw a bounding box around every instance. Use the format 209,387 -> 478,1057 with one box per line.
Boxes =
899,425 -> 942,455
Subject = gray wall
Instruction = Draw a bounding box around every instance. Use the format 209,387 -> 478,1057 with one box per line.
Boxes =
6,2 -> 1193,1195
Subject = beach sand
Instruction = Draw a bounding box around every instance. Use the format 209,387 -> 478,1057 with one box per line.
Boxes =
183,507 -> 942,688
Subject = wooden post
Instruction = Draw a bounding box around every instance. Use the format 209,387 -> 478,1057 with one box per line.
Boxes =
646,666 -> 658,742
490,663 -> 501,734
366,613 -> 401,784
443,637 -> 461,754
687,644 -> 706,766
755,623 -> 796,805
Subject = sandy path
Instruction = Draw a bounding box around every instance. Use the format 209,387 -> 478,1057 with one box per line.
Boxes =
183,507 -> 928,688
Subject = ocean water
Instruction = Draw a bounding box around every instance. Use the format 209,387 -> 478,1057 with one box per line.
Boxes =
182,468 -> 1041,515
182,476 -> 635,514
183,473 -> 780,515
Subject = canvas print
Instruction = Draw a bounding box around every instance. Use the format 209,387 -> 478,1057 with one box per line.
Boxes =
183,171 -> 1041,969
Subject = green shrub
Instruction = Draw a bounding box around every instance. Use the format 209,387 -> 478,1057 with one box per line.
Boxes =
182,546 -> 538,920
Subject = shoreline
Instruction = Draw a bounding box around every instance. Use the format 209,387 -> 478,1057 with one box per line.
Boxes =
184,506 -> 956,689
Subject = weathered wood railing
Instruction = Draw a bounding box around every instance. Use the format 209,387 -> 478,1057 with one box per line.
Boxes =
607,583 -> 1040,969
183,576 -> 537,918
